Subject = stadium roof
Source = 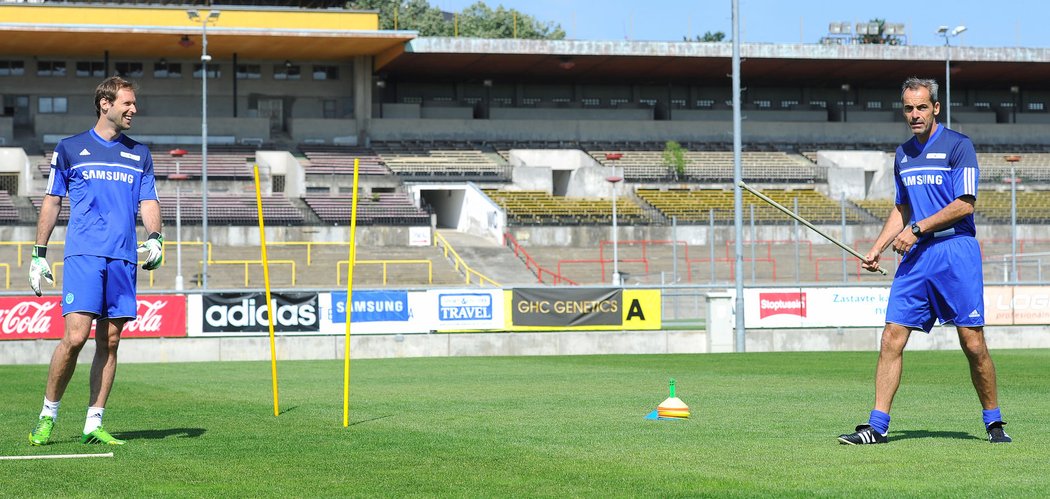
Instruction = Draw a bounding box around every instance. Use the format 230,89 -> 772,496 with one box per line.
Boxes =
0,4 -> 414,60
378,38 -> 1050,88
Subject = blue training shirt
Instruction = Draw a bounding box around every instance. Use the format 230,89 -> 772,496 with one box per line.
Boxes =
46,129 -> 159,263
894,125 -> 979,239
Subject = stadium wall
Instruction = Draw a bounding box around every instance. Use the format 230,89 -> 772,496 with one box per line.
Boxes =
2,325 -> 1046,365
368,118 -> 1050,146
3,223 -> 1049,254
36,115 -> 271,145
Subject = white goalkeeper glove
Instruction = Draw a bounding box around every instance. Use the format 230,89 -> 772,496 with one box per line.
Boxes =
137,232 -> 164,271
29,245 -> 55,297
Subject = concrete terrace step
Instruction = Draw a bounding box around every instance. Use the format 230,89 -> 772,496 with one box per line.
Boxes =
436,230 -> 537,285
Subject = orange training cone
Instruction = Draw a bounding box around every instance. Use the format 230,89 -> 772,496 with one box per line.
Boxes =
657,379 -> 690,419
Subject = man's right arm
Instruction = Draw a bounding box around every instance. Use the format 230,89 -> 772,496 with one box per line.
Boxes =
35,194 -> 62,247
863,203 -> 910,273
29,194 -> 62,295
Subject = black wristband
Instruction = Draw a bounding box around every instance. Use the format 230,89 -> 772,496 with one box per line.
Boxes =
148,232 -> 162,241
32,245 -> 46,258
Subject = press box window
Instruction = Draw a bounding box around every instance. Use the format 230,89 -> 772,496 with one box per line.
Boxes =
236,64 -> 261,80
312,65 -> 338,80
153,62 -> 183,79
193,64 -> 221,79
0,60 -> 25,76
274,64 -> 300,80
39,97 -> 68,114
115,62 -> 144,78
37,61 -> 67,77
75,62 -> 104,78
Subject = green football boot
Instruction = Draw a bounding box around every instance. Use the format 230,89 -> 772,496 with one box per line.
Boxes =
81,426 -> 126,445
29,416 -> 55,446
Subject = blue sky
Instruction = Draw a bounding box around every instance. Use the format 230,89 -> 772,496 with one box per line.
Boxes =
433,0 -> 1047,48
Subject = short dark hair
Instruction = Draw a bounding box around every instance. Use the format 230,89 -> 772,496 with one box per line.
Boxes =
901,77 -> 939,103
95,76 -> 137,118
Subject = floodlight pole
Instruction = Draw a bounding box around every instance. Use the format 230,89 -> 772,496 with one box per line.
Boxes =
189,9 -> 219,289
731,0 -> 746,352
937,25 -> 966,129
1005,155 -> 1020,282
944,40 -> 951,128
607,174 -> 623,285
169,148 -> 189,291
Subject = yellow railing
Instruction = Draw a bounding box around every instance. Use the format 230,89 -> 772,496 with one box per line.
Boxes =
337,259 -> 432,286
432,232 -> 500,287
269,241 -> 347,266
0,263 -> 9,289
0,241 -> 65,268
201,259 -> 297,287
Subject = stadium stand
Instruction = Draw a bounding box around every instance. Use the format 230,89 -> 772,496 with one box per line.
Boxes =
299,144 -> 391,176
151,145 -> 256,179
977,153 -> 1050,182
302,192 -> 430,225
636,187 -> 868,224
29,193 -> 305,226
36,146 -> 257,180
484,189 -> 652,226
372,141 -> 510,180
852,198 -> 896,220
0,191 -> 20,223
587,145 -> 817,182
975,190 -> 1050,223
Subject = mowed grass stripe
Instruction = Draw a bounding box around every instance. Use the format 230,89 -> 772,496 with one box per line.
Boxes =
0,350 -> 1046,497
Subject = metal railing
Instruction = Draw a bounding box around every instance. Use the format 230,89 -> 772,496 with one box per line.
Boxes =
200,259 -> 297,287
432,231 -> 500,287
336,259 -> 433,286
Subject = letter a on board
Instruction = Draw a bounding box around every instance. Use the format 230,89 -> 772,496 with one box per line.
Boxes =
626,299 -> 645,321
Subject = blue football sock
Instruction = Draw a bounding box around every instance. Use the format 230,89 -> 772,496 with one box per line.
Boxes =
982,407 -> 1003,428
868,409 -> 890,435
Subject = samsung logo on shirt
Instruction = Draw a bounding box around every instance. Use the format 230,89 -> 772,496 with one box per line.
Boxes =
902,174 -> 944,186
82,169 -> 135,184
926,153 -> 947,159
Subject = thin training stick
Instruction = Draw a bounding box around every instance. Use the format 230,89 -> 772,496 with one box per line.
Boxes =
0,452 -> 114,460
738,181 -> 888,276
254,164 -> 280,417
343,157 -> 360,428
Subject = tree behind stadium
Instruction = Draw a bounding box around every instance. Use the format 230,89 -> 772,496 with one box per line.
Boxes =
351,0 -> 565,39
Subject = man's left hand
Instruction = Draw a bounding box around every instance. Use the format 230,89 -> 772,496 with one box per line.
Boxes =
137,232 -> 164,271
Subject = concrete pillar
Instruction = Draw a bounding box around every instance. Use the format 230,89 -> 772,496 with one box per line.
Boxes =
353,55 -> 373,146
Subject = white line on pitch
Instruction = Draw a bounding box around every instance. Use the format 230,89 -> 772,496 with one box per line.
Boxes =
0,452 -> 114,460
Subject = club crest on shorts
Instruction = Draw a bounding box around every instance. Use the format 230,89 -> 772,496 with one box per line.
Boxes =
65,293 -> 75,304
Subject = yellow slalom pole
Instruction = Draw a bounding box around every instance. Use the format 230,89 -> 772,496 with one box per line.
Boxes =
343,158 -> 360,427
254,165 -> 279,417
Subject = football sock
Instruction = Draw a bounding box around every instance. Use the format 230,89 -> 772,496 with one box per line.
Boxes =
868,409 -> 891,435
40,397 -> 60,419
84,407 -> 105,434
982,407 -> 1003,428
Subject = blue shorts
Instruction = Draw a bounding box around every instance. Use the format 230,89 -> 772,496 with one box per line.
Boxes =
61,255 -> 138,319
886,236 -> 984,333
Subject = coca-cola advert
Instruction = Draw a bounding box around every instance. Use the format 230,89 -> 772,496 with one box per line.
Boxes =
0,295 -> 187,340
202,292 -> 319,333
118,295 -> 187,338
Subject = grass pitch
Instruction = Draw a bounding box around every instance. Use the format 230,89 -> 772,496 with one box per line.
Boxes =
1,349 -> 1047,497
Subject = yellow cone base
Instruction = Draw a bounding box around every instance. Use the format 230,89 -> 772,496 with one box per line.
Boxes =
657,409 -> 690,419
657,396 -> 690,419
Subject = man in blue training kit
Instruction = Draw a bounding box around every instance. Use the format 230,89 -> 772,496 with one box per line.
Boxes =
838,77 -> 1010,445
28,76 -> 164,446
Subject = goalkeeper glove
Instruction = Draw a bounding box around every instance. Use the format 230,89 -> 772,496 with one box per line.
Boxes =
137,232 -> 164,271
29,245 -> 54,297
